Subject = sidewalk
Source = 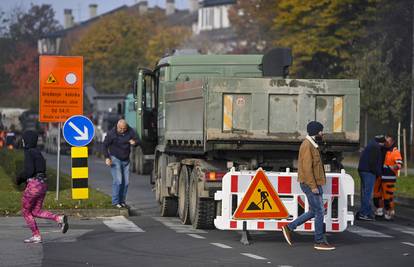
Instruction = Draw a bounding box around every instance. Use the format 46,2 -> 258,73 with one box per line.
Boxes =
43,153 -> 159,218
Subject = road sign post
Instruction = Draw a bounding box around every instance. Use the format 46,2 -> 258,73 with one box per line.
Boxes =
63,115 -> 95,200
39,55 -> 83,201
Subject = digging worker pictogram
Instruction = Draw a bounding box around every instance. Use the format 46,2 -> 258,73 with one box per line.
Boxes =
247,189 -> 272,211
258,189 -> 272,210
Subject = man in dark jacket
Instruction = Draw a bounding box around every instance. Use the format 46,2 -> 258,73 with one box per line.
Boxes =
356,135 -> 386,220
103,119 -> 139,208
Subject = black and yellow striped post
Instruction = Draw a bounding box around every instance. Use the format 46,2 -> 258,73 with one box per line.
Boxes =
71,146 -> 89,199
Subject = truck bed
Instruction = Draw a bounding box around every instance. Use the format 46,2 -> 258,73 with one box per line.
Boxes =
163,78 -> 359,152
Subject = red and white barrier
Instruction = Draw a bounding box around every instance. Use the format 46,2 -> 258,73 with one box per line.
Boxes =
214,168 -> 354,232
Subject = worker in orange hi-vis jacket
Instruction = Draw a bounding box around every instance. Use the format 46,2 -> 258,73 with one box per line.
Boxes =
373,134 -> 403,220
0,130 -> 5,148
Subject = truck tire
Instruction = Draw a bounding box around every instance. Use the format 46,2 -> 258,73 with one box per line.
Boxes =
160,196 -> 178,217
189,172 -> 215,229
155,154 -> 167,204
178,165 -> 191,225
134,146 -> 144,175
130,150 -> 136,173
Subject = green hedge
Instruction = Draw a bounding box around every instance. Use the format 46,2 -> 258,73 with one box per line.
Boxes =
0,149 -> 71,191
0,149 -> 24,189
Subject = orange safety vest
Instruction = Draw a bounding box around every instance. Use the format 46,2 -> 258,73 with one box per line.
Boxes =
381,146 -> 403,181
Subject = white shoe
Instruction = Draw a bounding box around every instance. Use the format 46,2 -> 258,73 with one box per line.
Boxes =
384,210 -> 394,220
24,235 -> 42,243
375,208 -> 384,217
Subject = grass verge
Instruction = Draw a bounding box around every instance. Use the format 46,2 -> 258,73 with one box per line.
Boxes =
0,151 -> 112,216
345,167 -> 414,198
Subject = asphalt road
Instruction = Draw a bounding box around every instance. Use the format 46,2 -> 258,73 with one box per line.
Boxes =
1,153 -> 413,267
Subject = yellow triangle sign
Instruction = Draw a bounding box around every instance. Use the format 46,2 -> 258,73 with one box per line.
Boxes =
233,168 -> 289,219
46,73 -> 57,84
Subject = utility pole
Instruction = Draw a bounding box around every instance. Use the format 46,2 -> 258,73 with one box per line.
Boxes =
411,2 -> 414,160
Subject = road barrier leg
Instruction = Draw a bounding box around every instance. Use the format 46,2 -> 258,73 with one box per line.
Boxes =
240,221 -> 251,245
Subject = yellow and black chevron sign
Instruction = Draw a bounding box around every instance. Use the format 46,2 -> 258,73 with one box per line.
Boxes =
71,146 -> 89,199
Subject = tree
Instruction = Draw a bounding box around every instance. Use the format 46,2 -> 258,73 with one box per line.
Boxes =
272,0 -> 381,78
350,43 -> 410,124
0,4 -> 61,108
4,42 -> 39,107
0,9 -> 8,36
228,0 -> 277,53
145,26 -> 191,65
71,11 -> 190,93
8,4 -> 61,44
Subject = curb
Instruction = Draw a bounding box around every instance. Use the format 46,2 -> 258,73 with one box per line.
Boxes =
394,195 -> 414,208
50,208 -> 129,218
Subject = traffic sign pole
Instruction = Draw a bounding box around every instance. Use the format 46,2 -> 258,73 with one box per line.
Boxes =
62,115 -> 95,200
56,122 -> 61,201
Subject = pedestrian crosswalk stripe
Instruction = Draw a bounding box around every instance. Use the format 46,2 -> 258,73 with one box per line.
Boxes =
385,224 -> 414,236
102,216 -> 144,232
402,242 -> 414,247
152,217 -> 207,234
211,243 -> 232,249
241,253 -> 267,260
347,225 -> 392,238
188,234 -> 206,239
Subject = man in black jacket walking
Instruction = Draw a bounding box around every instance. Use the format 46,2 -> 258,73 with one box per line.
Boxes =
103,119 -> 139,208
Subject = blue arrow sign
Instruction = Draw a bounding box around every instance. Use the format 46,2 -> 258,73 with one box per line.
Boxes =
63,115 -> 95,147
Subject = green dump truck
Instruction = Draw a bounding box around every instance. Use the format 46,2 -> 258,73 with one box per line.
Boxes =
132,48 -> 360,229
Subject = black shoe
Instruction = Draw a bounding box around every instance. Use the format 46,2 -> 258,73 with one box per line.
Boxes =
114,204 -> 123,208
120,203 -> 129,209
356,214 -> 375,221
282,225 -> 292,246
59,215 -> 69,234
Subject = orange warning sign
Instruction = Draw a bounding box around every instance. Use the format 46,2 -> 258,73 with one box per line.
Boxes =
233,169 -> 289,219
39,56 -> 83,122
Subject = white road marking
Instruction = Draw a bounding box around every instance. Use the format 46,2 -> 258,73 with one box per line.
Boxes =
210,243 -> 232,249
402,242 -> 414,247
347,225 -> 392,238
187,234 -> 206,239
102,216 -> 144,232
241,253 -> 267,260
386,224 -> 414,236
152,217 -> 207,234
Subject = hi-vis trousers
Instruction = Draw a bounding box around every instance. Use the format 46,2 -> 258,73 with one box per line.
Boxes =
373,177 -> 396,211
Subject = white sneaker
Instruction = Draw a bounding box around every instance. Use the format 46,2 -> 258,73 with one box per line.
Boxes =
384,210 -> 394,220
24,235 -> 42,243
375,208 -> 384,217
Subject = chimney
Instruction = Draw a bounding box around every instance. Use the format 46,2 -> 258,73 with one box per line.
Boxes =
166,0 -> 175,16
64,9 -> 74,29
89,4 -> 98,19
139,1 -> 148,14
188,0 -> 199,13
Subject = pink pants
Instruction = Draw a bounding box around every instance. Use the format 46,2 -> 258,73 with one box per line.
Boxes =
22,179 -> 59,236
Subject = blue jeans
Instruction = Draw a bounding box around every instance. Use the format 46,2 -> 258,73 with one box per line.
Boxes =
287,183 -> 325,243
358,171 -> 376,217
110,156 -> 130,205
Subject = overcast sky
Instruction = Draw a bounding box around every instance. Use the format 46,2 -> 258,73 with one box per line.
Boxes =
0,0 -> 189,25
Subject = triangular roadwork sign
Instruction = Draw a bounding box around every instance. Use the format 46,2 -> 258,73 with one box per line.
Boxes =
46,73 -> 57,84
233,168 -> 289,219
